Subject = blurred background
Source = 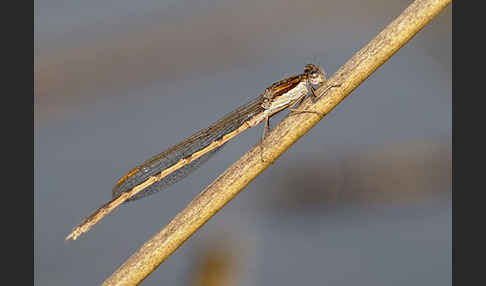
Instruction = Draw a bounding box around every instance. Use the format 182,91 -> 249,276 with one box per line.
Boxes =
35,0 -> 451,285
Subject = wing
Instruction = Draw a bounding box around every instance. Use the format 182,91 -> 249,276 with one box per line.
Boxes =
262,74 -> 303,100
112,96 -> 265,202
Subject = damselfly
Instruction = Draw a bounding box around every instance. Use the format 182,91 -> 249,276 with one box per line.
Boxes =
66,64 -> 337,240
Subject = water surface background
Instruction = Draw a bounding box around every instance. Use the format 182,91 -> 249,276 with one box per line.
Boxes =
35,1 -> 451,285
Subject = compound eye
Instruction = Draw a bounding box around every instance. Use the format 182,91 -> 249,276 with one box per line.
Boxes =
304,64 -> 316,74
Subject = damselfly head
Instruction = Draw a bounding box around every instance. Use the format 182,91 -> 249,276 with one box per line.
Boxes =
304,64 -> 326,87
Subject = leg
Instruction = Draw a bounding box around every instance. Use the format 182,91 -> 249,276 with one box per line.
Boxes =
307,78 -> 317,99
262,115 -> 270,142
288,108 -> 325,116
293,92 -> 307,109
288,83 -> 342,116
259,116 -> 270,162
288,96 -> 325,117
312,83 -> 342,102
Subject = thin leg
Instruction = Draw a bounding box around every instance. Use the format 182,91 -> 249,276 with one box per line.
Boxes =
288,108 -> 325,116
288,96 -> 325,117
289,83 -> 342,116
259,116 -> 270,162
293,93 -> 307,109
262,116 -> 270,141
307,78 -> 317,99
312,83 -> 342,102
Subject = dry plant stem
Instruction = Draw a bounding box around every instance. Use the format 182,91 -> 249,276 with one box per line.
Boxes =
102,0 -> 451,285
